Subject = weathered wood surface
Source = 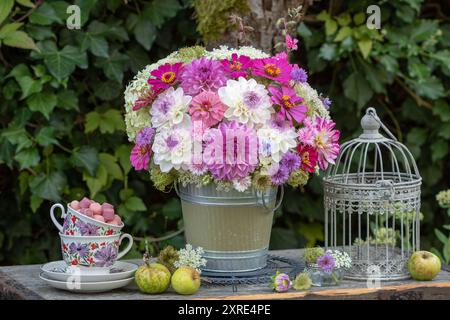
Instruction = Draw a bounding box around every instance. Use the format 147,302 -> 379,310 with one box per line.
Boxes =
1,249 -> 449,300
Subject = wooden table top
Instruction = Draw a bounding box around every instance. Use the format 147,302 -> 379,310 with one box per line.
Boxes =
1,249 -> 449,300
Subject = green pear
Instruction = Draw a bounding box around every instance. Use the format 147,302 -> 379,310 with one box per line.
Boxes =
171,266 -> 201,295
408,251 -> 441,281
135,263 -> 171,294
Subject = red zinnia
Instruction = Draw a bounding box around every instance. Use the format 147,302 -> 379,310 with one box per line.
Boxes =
221,53 -> 252,78
297,144 -> 319,173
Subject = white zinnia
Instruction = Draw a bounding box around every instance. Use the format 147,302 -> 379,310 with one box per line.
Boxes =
219,77 -> 272,126
257,126 -> 298,163
150,87 -> 192,131
152,126 -> 192,172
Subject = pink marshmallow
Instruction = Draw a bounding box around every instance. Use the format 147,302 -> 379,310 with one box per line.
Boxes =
101,203 -> 114,211
102,208 -> 115,221
109,219 -> 120,225
93,215 -> 105,222
70,200 -> 80,210
89,202 -> 102,215
79,197 -> 91,208
114,215 -> 122,224
83,209 -> 94,217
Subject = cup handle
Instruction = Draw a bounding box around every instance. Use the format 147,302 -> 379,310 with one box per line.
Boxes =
50,203 -> 66,232
117,233 -> 134,260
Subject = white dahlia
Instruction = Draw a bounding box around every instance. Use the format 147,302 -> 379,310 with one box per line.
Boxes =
152,126 -> 192,172
150,87 -> 192,130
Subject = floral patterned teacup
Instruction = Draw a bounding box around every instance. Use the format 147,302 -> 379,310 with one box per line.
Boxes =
59,233 -> 133,272
51,203 -> 123,236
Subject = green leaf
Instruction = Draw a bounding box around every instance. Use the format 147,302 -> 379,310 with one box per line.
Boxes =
83,164 -> 108,198
3,31 -> 39,51
334,26 -> 352,42
18,171 -> 29,195
297,22 -> 312,38
343,72 -> 373,109
99,153 -> 123,181
134,17 -> 156,50
85,111 -> 101,133
362,63 -> 389,94
57,90 -> 79,110
30,172 -> 67,202
0,138 -> 15,167
71,146 -> 99,176
407,128 -> 428,146
1,127 -> 32,151
37,41 -> 88,81
30,195 -> 43,213
435,229 -> 449,245
100,109 -> 125,133
0,0 -> 14,25
17,76 -> 43,99
409,76 -> 445,100
94,80 -> 122,101
336,13 -> 351,26
438,123 -> 450,140
26,92 -> 57,119
433,100 -> 450,122
432,50 -> 450,65
353,12 -> 365,25
431,140 -> 449,163
357,38 -> 372,59
16,0 -> 35,8
325,19 -> 338,36
410,20 -> 438,42
36,127 -> 58,146
115,145 -> 132,175
29,2 -> 62,25
95,51 -> 128,82
316,10 -> 329,22
408,62 -> 430,80
14,148 -> 40,170
143,0 -> 181,27
124,196 -> 147,212
78,32 -> 109,57
161,198 -> 181,219
0,23 -> 24,39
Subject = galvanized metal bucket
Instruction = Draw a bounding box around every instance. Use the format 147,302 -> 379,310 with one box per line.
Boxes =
175,183 -> 283,273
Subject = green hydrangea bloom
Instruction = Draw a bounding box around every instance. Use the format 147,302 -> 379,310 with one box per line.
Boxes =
150,166 -> 178,191
287,169 -> 309,188
293,272 -> 312,290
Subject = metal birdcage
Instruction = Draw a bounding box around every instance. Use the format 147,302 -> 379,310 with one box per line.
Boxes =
323,107 -> 422,281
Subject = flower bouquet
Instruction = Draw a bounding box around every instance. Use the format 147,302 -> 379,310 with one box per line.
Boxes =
124,45 -> 340,272
305,249 -> 352,286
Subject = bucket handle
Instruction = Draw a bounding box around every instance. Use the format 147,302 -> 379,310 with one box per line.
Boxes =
261,185 -> 284,213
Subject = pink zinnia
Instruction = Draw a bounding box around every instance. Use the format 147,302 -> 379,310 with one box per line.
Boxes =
269,85 -> 307,126
297,144 -> 318,173
147,63 -> 183,92
189,91 -> 226,128
204,121 -> 258,181
285,34 -> 299,51
180,57 -> 227,96
221,53 -> 252,78
130,144 -> 151,171
298,117 -> 340,170
252,52 -> 292,83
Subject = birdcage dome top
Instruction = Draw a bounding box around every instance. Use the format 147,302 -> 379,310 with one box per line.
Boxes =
324,108 -> 421,188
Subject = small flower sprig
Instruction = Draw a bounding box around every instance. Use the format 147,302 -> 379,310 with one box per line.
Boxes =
274,5 -> 305,53
174,244 -> 207,273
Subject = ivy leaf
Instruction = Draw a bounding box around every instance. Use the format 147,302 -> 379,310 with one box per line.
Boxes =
85,109 -> 124,134
14,148 -> 40,170
36,127 -> 58,147
435,229 -> 448,245
30,172 -> 67,202
379,56 -> 399,74
99,153 -> 123,181
318,43 -> 337,61
17,76 -> 43,99
2,31 -> 39,51
438,123 -> 450,140
433,100 -> 450,122
161,198 -> 181,219
343,72 -> 373,109
334,26 -> 352,42
95,51 -> 128,82
0,0 -> 14,25
124,196 -> 147,212
431,140 -> 449,163
0,23 -> 24,38
353,12 -> 365,25
115,144 -> 132,175
29,2 -> 62,25
336,13 -> 351,26
71,146 -> 99,176
85,111 -> 101,133
37,41 -> 88,81
83,164 -> 108,198
134,17 -> 156,50
30,195 -> 43,213
357,38 -> 372,59
26,92 -> 57,119
57,90 -> 79,111
78,32 -> 109,58
410,76 -> 445,100
325,19 -> 338,36
94,80 -> 122,101
143,0 -> 181,27
1,127 -> 32,152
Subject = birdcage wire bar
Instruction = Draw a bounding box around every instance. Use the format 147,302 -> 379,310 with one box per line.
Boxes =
323,107 -> 422,281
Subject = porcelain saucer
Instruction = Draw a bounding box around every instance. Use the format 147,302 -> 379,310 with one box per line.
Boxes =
39,272 -> 135,293
41,260 -> 138,283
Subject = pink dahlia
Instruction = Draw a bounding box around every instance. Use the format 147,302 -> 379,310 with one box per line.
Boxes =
221,53 -> 252,78
189,91 -> 226,128
180,57 -> 227,96
269,85 -> 307,126
252,52 -> 292,83
297,144 -> 318,173
204,121 -> 258,181
298,117 -> 340,170
147,63 -> 183,92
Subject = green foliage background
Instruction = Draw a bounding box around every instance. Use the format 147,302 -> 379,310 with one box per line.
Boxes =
0,0 -> 449,265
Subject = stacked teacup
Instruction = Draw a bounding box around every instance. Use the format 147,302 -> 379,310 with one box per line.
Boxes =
50,197 -> 133,274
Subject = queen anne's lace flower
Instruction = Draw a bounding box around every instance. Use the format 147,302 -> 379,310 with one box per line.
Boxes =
174,244 -> 207,273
